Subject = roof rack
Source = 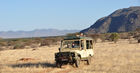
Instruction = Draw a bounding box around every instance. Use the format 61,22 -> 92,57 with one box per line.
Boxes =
64,36 -> 93,40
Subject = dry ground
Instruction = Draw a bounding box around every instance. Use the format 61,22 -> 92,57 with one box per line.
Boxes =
0,39 -> 140,73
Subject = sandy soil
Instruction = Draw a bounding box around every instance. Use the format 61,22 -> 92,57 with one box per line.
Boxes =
0,39 -> 140,73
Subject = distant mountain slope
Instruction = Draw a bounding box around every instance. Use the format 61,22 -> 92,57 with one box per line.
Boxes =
81,6 -> 140,34
0,29 -> 79,38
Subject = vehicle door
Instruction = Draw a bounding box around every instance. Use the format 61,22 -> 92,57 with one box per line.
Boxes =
78,40 -> 87,58
86,40 -> 94,57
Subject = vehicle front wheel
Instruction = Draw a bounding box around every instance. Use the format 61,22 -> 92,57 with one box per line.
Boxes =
56,61 -> 62,68
75,57 -> 80,67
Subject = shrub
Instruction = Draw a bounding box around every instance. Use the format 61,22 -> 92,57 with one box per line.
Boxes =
33,38 -> 43,44
100,33 -> 111,42
13,43 -> 25,49
119,33 -> 130,39
7,41 -> 15,46
133,33 -> 140,42
40,39 -> 53,46
109,33 -> 120,43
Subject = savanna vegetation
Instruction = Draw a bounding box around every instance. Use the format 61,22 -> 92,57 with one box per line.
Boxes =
0,28 -> 140,51
0,36 -> 64,51
0,29 -> 140,73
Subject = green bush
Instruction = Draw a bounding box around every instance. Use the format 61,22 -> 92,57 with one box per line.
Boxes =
0,36 -> 63,50
109,33 -> 120,43
13,43 -> 25,49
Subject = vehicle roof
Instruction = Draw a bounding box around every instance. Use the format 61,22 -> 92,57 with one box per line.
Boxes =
64,36 -> 93,40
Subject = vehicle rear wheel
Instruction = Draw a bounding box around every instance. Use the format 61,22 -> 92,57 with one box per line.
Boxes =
75,57 -> 80,67
87,57 -> 91,65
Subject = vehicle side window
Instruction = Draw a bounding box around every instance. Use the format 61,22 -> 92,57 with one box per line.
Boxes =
89,40 -> 93,49
86,40 -> 90,49
81,40 -> 84,50
72,41 -> 80,48
86,40 -> 93,49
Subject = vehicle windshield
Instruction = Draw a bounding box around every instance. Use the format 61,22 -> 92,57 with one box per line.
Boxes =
62,40 -> 80,49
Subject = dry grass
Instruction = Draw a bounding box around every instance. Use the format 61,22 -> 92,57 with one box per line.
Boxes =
0,39 -> 140,73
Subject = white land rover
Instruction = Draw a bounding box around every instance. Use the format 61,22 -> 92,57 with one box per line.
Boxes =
55,36 -> 94,68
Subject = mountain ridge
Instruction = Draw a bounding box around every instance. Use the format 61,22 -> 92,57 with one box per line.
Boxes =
81,6 -> 140,34
0,29 -> 79,38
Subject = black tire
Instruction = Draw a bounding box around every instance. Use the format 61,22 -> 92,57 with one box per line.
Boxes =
75,57 -> 80,67
56,61 -> 62,68
87,57 -> 91,65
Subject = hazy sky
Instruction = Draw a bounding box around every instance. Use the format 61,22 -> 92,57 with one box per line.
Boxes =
0,0 -> 139,31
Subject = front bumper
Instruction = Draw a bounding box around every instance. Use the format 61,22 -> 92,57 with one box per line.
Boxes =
55,56 -> 74,61
55,52 -> 76,62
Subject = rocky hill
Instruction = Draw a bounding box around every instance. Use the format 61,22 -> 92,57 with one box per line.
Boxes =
81,6 -> 140,34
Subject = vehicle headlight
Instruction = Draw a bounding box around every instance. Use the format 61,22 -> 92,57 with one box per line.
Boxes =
55,53 -> 59,57
71,52 -> 75,57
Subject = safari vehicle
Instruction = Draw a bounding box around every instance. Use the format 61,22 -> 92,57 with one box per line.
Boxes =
55,36 -> 94,68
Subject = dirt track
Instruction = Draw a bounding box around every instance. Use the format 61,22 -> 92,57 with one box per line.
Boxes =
0,39 -> 140,73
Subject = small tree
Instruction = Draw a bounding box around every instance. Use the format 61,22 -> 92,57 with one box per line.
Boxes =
13,43 -> 25,49
109,33 -> 120,43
